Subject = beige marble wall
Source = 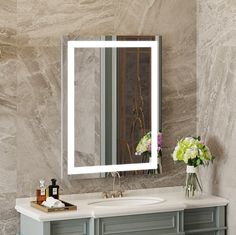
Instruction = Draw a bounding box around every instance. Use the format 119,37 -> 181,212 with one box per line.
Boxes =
0,0 -> 196,234
197,0 -> 236,234
0,0 -> 18,234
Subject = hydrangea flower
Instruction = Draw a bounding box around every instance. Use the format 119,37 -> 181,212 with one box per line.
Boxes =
172,136 -> 213,167
136,131 -> 162,156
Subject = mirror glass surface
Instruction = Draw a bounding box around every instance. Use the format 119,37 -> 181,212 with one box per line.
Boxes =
62,36 -> 161,175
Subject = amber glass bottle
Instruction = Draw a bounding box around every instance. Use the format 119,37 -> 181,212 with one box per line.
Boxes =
36,179 -> 46,204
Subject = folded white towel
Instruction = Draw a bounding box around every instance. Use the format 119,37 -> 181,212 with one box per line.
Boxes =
42,197 -> 65,208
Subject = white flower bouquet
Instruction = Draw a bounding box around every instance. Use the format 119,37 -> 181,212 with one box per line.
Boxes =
172,136 -> 214,197
136,131 -> 162,174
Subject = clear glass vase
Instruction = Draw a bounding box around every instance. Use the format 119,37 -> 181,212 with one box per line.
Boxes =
142,152 -> 162,175
185,165 -> 203,198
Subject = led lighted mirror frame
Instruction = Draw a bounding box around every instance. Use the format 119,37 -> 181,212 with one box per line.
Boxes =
67,40 -> 160,175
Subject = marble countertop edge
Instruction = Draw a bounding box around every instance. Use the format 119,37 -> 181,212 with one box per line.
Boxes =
15,186 -> 229,222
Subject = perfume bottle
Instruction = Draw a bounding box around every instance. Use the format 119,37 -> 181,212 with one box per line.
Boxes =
48,178 -> 59,199
36,179 -> 46,204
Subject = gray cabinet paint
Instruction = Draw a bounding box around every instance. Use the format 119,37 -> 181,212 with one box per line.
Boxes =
184,206 -> 227,235
21,214 -> 51,235
51,219 -> 89,235
95,211 -> 184,235
20,206 -> 227,235
20,215 -> 90,235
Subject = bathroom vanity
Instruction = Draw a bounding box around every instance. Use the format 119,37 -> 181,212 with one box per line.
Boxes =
16,187 -> 228,235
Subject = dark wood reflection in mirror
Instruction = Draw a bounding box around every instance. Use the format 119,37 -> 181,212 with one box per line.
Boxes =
117,36 -> 155,173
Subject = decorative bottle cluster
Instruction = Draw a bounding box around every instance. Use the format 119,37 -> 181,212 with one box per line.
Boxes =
36,178 -> 60,204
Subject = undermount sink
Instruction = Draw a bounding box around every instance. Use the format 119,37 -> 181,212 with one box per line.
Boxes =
88,197 -> 164,207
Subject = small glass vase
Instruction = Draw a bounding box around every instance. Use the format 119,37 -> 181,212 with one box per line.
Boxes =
185,165 -> 203,198
142,152 -> 162,175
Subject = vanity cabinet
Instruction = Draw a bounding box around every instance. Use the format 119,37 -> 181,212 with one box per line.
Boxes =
19,206 -> 227,235
94,211 -> 184,235
51,219 -> 90,235
94,206 -> 227,235
20,215 -> 90,235
184,206 -> 227,235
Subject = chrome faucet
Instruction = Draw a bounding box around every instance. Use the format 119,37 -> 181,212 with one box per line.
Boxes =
102,172 -> 124,198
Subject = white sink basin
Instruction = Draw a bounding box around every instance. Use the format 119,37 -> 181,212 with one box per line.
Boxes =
88,197 -> 164,207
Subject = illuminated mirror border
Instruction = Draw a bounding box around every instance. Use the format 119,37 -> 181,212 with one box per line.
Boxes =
66,40 -> 160,175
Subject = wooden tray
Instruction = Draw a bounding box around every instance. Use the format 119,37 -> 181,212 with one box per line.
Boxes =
30,200 -> 77,212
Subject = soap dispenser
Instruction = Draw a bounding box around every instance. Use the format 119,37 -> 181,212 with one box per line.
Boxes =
36,179 -> 46,204
48,178 -> 59,199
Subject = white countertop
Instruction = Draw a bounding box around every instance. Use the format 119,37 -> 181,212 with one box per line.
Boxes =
15,186 -> 228,222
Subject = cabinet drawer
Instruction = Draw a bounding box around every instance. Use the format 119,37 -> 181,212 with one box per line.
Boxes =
51,219 -> 89,235
184,207 -> 216,231
97,211 -> 183,235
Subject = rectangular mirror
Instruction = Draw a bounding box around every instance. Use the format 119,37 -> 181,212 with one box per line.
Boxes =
62,36 -> 161,175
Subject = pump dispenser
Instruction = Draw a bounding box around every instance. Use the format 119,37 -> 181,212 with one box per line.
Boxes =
48,178 -> 59,199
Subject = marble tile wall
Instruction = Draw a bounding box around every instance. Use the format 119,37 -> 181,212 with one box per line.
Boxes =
0,0 -> 196,234
0,0 -> 18,234
197,1 -> 236,234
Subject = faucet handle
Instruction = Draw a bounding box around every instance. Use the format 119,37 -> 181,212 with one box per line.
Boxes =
110,191 -> 117,198
116,190 -> 124,198
102,191 -> 109,199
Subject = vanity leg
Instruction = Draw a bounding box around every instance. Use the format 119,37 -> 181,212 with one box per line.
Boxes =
20,214 -> 50,235
94,219 -> 100,235
89,218 -> 95,235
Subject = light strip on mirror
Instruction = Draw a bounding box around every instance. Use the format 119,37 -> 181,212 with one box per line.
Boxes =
100,37 -> 106,168
111,36 -> 117,165
67,42 -> 75,172
67,40 -> 159,175
151,39 -> 159,166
